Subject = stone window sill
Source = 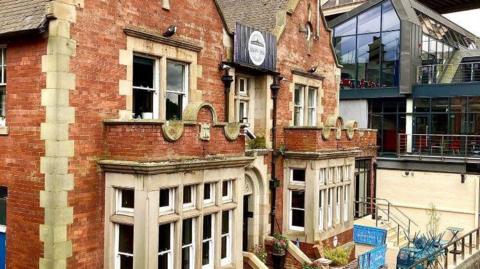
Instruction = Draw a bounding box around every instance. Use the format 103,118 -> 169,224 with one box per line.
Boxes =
0,126 -> 8,136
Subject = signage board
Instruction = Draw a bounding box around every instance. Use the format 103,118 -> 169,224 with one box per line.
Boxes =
234,23 -> 277,72
354,225 -> 387,246
359,244 -> 387,269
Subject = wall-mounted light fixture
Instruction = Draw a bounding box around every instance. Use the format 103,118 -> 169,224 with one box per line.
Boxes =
163,25 -> 177,37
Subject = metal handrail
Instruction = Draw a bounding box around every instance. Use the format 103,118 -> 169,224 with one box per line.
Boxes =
417,62 -> 480,85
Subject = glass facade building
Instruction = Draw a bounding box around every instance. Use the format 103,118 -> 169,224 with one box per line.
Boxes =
334,1 -> 401,89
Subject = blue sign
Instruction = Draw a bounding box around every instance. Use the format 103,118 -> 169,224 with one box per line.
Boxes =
354,225 -> 387,246
359,244 -> 387,269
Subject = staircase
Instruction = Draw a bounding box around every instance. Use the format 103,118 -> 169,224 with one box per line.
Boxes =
355,198 -> 418,248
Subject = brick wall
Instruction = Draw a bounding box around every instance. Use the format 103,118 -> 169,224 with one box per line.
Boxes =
0,37 -> 47,269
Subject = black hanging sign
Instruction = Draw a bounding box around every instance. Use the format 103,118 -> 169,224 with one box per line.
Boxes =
234,23 -> 277,72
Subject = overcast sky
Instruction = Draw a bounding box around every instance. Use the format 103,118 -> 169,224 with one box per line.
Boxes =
444,9 -> 480,37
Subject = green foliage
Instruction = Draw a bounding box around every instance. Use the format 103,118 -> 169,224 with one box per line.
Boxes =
251,244 -> 267,264
248,136 -> 266,149
426,203 -> 441,236
324,246 -> 352,266
302,262 -> 318,269
272,233 -> 289,255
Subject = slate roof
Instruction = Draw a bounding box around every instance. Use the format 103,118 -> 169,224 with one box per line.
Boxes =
0,0 -> 50,36
215,0 -> 290,33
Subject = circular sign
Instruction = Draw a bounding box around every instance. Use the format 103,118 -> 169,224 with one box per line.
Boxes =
248,31 -> 266,66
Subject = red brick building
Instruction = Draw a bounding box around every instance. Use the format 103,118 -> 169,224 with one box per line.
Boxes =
0,0 -> 376,268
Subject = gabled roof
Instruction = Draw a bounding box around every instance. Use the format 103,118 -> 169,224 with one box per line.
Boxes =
0,0 -> 50,37
215,0 -> 290,34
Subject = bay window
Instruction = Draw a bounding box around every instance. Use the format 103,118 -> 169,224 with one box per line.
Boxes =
221,210 -> 232,265
116,189 -> 134,215
202,215 -> 214,268
159,188 -> 175,214
335,188 -> 341,224
183,185 -> 196,210
327,188 -> 333,228
289,190 -> 305,231
166,61 -> 188,120
116,224 -> 134,269
158,223 -> 174,269
0,47 -> 6,126
319,190 -> 324,229
181,219 -> 195,269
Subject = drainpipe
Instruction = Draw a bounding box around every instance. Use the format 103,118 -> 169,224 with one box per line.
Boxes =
220,65 -> 234,122
270,75 -> 282,235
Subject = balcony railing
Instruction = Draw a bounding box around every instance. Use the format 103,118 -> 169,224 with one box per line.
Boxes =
397,134 -> 480,159
417,62 -> 480,84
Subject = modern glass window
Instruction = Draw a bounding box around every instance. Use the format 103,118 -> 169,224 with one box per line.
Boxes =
355,159 -> 372,219
290,169 -> 306,183
221,211 -> 232,265
319,190 -> 324,229
368,99 -> 406,154
166,61 -> 188,120
158,223 -> 174,269
334,1 -> 400,89
183,185 -> 196,209
159,188 -> 174,214
203,183 -> 214,205
222,180 -> 232,202
327,188 -> 333,228
290,190 -> 305,230
181,219 -> 195,269
294,84 -> 305,126
0,48 -> 5,123
307,87 -> 317,126
133,56 -> 158,119
202,215 -> 214,268
117,189 -> 134,215
116,224 -> 134,269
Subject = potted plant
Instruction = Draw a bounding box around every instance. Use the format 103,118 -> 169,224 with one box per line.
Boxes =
272,233 -> 288,269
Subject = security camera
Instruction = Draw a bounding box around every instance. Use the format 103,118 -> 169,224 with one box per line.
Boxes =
244,127 -> 256,140
219,63 -> 231,71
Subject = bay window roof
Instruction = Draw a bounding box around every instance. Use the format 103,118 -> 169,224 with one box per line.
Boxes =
0,0 -> 49,37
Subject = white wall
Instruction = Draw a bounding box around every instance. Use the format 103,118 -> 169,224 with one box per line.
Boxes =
377,169 -> 480,238
339,100 -> 368,128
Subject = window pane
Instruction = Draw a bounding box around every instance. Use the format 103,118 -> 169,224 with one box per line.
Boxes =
308,88 -> 316,107
357,33 -> 381,88
292,209 -> 305,227
158,254 -> 169,269
159,189 -> 170,208
121,190 -> 134,209
119,225 -> 134,254
133,89 -> 154,117
382,1 -> 400,31
221,237 -> 227,258
183,186 -> 192,205
203,215 -> 212,239
222,211 -> 229,234
0,87 -> 5,118
167,62 -> 186,93
414,98 -> 430,113
182,219 -> 193,245
291,191 -> 305,209
358,6 -> 381,34
133,56 -> 154,88
382,31 -> 400,87
334,17 -> 357,37
166,92 -> 183,120
292,169 -> 305,182
204,184 -> 211,200
431,98 -> 448,113
120,256 -> 133,269
294,85 -> 303,105
159,224 -> 171,252
334,36 -> 356,88
181,247 -> 191,269
202,242 -> 210,265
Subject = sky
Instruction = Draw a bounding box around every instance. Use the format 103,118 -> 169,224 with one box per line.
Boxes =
444,9 -> 480,37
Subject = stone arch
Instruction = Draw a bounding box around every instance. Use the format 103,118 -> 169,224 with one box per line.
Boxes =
182,102 -> 218,123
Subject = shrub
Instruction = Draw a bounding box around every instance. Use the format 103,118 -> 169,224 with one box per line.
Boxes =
248,136 -> 266,149
251,244 -> 267,264
324,246 -> 352,266
272,233 -> 289,255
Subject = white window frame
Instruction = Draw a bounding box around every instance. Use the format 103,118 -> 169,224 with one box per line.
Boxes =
221,180 -> 233,202
337,166 -> 343,182
181,218 -> 196,269
327,188 -> 333,228
202,215 -> 215,269
221,210 -> 232,266
0,47 -> 6,123
319,189 -> 324,230
344,185 -> 350,222
290,168 -> 306,184
203,183 -> 215,206
237,77 -> 249,96
183,185 -> 196,210
336,187 -> 341,224
132,54 -> 160,119
158,223 -> 174,269
289,190 -> 305,231
166,60 -> 189,120
159,188 -> 175,215
319,168 -> 327,185
293,84 -> 305,126
115,224 -> 134,269
307,87 -> 317,126
235,75 -> 251,124
329,167 -> 335,184
238,100 -> 249,123
116,188 -> 134,215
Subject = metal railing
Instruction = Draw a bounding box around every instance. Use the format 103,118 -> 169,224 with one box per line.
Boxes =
406,227 -> 480,269
417,62 -> 480,84
397,134 -> 480,159
355,197 -> 418,246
